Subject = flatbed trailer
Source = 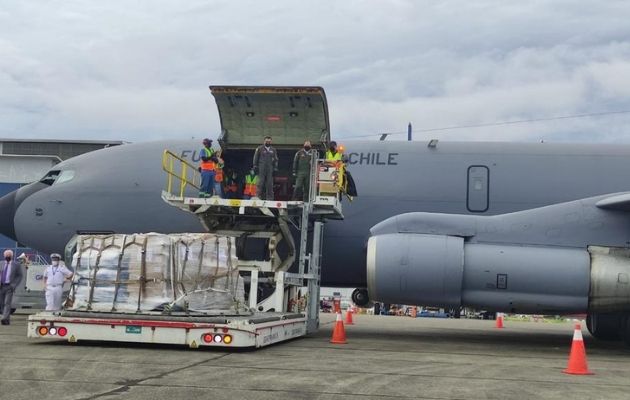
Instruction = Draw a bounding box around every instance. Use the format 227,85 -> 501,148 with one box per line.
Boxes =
28,311 -> 307,348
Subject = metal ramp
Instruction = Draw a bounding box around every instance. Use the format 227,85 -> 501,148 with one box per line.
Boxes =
161,150 -> 345,333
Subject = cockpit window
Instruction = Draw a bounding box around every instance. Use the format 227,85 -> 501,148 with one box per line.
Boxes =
39,170 -> 75,186
40,170 -> 60,186
55,170 -> 75,185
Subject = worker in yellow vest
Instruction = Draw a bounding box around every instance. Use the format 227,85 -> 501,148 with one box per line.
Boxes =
199,138 -> 218,197
243,168 -> 258,199
325,141 -> 343,162
325,141 -> 346,192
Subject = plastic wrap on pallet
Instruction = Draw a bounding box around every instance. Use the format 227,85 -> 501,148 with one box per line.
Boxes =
173,233 -> 244,311
68,233 -> 245,314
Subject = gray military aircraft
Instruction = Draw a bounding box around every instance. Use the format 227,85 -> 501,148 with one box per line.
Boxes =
2,86 -> 630,344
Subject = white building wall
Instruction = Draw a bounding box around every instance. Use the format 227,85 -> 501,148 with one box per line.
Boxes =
0,156 -> 56,184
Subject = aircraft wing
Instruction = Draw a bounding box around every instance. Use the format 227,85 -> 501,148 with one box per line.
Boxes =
595,193 -> 630,211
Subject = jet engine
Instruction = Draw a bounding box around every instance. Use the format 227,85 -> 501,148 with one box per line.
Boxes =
367,233 -> 630,314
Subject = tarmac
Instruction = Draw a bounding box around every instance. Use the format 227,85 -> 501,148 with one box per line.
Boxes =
1,312 -> 630,400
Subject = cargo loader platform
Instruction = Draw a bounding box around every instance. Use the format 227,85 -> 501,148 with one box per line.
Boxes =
27,86 -> 349,349
27,152 -> 346,349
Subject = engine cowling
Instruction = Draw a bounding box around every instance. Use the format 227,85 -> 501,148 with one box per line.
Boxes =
366,233 -> 613,314
367,234 -> 465,308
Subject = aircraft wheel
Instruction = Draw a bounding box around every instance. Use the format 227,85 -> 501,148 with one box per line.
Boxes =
351,288 -> 371,307
586,312 -> 621,341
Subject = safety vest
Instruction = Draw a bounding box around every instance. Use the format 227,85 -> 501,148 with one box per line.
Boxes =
200,147 -> 215,171
214,165 -> 224,182
244,174 -> 258,196
325,150 -> 342,161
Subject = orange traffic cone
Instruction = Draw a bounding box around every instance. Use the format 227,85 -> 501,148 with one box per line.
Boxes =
330,312 -> 347,344
345,309 -> 354,325
495,313 -> 504,329
333,299 -> 341,314
563,323 -> 594,375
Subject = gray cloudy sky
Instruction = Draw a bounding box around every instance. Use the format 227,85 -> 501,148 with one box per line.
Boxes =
2,0 -> 630,143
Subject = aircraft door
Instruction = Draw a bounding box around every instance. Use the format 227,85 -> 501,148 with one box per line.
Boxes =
467,165 -> 489,212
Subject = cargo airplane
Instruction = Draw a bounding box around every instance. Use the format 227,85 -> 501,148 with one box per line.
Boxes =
2,86 -> 630,345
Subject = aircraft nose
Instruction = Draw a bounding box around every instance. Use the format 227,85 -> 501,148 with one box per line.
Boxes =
0,191 -> 17,241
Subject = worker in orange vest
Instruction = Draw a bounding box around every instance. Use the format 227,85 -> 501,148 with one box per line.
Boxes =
213,152 -> 225,198
198,138 -> 219,197
243,168 -> 258,199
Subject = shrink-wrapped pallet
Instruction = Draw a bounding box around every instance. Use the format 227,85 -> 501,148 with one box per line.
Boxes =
173,233 -> 244,311
68,233 -> 245,314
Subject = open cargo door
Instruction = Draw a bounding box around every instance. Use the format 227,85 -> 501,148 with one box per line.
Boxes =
210,86 -> 330,150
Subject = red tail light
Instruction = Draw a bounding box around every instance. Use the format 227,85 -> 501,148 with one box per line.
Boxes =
57,327 -> 68,337
202,333 -> 213,343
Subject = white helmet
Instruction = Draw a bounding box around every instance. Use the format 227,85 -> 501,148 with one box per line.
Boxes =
50,253 -> 62,260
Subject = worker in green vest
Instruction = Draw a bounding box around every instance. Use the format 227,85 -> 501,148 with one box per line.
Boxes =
243,168 -> 258,199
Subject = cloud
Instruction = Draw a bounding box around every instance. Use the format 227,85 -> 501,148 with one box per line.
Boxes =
1,0 -> 630,143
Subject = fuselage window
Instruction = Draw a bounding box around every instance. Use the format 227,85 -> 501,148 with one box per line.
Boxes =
40,170 -> 60,186
467,165 -> 489,212
54,170 -> 75,185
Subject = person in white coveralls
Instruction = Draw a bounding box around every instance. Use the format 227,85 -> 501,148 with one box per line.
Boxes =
43,253 -> 73,311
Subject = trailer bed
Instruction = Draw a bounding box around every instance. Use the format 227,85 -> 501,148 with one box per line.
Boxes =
27,311 -> 307,348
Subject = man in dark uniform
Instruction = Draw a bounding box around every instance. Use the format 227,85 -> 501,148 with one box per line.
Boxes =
252,136 -> 278,200
292,140 -> 313,201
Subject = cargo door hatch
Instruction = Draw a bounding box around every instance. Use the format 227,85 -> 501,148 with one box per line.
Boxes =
210,86 -> 330,150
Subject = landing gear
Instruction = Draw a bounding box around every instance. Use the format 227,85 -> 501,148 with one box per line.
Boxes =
586,312 -> 621,341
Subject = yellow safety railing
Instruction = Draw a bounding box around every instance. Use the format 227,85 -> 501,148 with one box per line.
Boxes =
162,150 -> 201,198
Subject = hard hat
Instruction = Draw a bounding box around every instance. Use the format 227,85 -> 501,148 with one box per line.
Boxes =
50,253 -> 62,260
17,252 -> 27,260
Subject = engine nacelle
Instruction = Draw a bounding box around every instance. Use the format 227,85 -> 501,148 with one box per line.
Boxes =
367,234 -> 630,314
367,234 -> 465,308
